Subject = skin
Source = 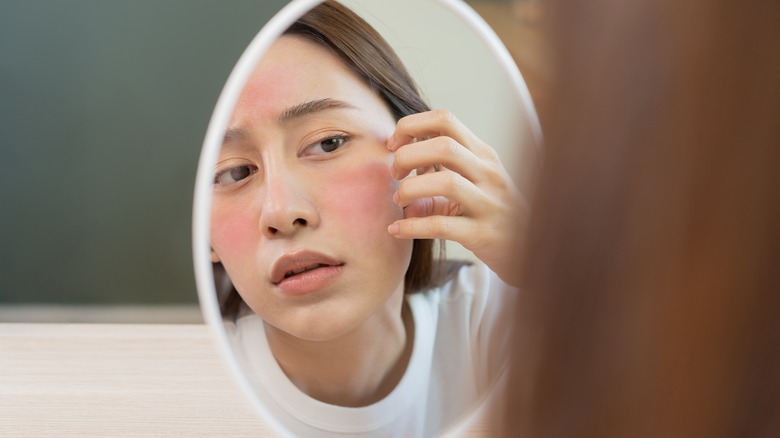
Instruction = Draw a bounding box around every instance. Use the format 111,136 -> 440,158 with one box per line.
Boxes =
211,36 -> 412,406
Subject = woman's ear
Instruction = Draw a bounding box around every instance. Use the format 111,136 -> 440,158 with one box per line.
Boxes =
211,249 -> 221,263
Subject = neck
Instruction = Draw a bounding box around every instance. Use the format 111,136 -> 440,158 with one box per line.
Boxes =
264,291 -> 415,407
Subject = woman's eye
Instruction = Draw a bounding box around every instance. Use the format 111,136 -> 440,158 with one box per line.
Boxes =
214,165 -> 257,188
307,135 -> 349,155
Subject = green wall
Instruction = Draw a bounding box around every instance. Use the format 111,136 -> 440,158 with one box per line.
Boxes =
0,0 -> 502,305
0,1 -> 286,304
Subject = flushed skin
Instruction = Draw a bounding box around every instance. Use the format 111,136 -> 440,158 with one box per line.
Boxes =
211,36 -> 412,344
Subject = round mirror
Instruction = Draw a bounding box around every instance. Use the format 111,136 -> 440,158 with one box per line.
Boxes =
193,0 -> 541,436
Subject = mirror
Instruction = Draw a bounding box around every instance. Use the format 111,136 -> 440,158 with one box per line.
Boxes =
193,0 -> 541,435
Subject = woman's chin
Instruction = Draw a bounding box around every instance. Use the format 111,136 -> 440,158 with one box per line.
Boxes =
272,309 -> 366,343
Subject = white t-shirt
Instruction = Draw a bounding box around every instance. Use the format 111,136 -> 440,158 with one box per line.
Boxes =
224,262 -> 515,437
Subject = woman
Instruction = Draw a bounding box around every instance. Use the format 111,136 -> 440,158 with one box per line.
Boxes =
209,2 -> 523,436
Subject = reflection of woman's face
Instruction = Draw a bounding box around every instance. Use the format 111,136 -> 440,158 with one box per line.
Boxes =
211,36 -> 412,342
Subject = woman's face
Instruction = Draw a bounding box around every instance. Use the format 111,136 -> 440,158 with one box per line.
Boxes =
210,36 -> 412,341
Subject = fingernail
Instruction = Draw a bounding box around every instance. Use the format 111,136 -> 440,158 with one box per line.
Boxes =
393,191 -> 400,204
387,135 -> 396,150
387,222 -> 400,235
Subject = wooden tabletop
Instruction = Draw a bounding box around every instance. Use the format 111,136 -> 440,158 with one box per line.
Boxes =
0,323 -> 277,437
0,323 -> 497,437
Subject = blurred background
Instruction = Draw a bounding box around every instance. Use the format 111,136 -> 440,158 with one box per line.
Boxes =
0,0 -> 546,322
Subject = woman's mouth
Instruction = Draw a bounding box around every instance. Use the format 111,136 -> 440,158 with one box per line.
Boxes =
271,250 -> 345,295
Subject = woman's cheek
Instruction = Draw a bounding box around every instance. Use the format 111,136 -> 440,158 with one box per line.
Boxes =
211,203 -> 257,262
320,161 -> 401,237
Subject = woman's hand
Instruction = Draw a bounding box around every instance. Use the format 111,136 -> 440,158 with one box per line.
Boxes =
386,109 -> 527,286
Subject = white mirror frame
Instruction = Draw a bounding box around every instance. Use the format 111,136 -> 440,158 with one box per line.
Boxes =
193,0 -> 541,435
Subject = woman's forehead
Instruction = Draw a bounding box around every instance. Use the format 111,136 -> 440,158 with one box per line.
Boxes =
230,36 -> 387,129
238,38 -> 350,105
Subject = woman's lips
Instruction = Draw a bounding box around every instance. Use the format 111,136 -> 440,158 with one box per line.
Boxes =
275,264 -> 345,296
270,250 -> 345,295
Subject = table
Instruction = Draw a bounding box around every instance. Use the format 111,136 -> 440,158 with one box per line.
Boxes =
0,324 -> 275,437
0,324 -> 497,437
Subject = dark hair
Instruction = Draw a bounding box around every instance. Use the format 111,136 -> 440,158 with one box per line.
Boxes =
504,0 -> 780,436
218,1 -> 452,317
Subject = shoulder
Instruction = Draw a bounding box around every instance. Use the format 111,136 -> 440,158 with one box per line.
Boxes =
421,261 -> 515,317
408,262 -> 516,429
410,261 -> 517,349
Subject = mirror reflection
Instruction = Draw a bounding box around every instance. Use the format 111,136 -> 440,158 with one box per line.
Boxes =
202,0 -> 539,435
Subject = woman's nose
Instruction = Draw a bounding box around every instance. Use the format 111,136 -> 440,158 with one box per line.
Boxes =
258,171 -> 319,238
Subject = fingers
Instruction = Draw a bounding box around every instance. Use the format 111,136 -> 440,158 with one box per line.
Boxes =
391,136 -> 493,183
393,170 -> 483,215
387,109 -> 498,160
384,109 -> 522,281
387,214 -> 467,240
387,215 -> 490,250
401,196 -> 456,219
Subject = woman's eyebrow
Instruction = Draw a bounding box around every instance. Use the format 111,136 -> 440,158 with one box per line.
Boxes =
279,98 -> 357,123
223,127 -> 247,145
222,98 -> 357,145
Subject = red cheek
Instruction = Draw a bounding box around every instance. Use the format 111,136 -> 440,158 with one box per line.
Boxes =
211,203 -> 257,260
318,161 -> 401,232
